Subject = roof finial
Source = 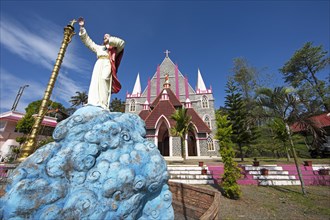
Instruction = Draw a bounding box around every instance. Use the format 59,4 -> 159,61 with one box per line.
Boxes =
164,49 -> 171,58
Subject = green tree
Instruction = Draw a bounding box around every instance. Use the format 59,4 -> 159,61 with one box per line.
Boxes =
170,108 -> 193,160
16,100 -> 66,135
110,98 -> 125,112
280,42 -> 330,111
256,87 -> 307,195
232,57 -> 258,102
215,111 -> 241,199
225,80 -> 254,161
16,114 -> 35,134
268,118 -> 291,161
70,91 -> 88,107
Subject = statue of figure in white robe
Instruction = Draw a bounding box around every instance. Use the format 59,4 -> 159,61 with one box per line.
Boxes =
78,18 -> 125,109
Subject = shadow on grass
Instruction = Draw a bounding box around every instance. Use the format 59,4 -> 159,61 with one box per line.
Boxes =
268,186 -> 302,195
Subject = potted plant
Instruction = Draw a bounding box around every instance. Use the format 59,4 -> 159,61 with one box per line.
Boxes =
318,168 -> 329,175
260,168 -> 269,175
198,161 -> 204,167
253,158 -> 260,166
303,161 -> 313,166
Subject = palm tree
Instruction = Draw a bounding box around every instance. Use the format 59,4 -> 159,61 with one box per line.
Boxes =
70,91 -> 88,107
268,118 -> 291,161
256,87 -> 308,195
170,108 -> 193,160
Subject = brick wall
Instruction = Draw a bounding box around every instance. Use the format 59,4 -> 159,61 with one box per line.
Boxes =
168,182 -> 220,220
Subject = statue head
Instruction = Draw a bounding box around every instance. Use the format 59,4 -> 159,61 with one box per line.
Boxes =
103,34 -> 110,45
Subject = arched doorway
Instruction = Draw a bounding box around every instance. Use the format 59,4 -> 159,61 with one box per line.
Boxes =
187,130 -> 197,156
157,122 -> 169,156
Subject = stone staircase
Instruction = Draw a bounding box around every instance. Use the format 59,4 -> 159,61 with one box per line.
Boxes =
243,165 -> 301,186
168,165 -> 214,184
208,163 -> 330,186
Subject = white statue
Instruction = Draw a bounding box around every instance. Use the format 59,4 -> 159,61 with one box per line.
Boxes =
78,18 -> 125,109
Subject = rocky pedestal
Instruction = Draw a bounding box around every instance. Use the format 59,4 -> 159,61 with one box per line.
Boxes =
0,106 -> 173,219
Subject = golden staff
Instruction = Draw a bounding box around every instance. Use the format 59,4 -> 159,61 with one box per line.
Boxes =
17,19 -> 77,162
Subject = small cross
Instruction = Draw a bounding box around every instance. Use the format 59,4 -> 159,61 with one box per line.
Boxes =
164,50 -> 171,58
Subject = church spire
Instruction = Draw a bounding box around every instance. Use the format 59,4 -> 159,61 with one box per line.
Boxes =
196,68 -> 207,91
132,73 -> 141,96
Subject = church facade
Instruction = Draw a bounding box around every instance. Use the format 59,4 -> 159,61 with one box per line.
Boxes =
125,52 -> 220,160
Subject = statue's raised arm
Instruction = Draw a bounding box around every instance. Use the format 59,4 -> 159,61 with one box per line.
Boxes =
78,17 -> 125,110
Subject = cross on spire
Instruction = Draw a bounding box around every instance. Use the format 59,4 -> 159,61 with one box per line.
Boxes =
164,49 -> 171,58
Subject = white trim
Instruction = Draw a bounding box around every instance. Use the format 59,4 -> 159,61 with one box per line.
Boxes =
154,115 -> 171,130
169,136 -> 173,157
129,99 -> 136,112
184,133 -> 188,160
155,115 -> 171,156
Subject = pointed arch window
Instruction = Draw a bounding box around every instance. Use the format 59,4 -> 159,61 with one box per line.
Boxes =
204,115 -> 211,129
207,135 -> 215,151
201,95 -> 209,108
129,99 -> 136,112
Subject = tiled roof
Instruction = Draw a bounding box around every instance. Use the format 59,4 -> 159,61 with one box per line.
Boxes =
151,88 -> 182,108
187,108 -> 212,133
291,113 -> 330,132
145,100 -> 177,129
139,110 -> 151,120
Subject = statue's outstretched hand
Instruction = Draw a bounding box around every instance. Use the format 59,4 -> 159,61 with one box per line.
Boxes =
78,17 -> 84,27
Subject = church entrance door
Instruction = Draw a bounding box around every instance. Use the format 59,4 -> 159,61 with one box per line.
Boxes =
187,130 -> 197,156
157,122 -> 169,156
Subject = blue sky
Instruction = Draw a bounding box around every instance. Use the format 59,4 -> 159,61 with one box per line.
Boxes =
1,1 -> 329,113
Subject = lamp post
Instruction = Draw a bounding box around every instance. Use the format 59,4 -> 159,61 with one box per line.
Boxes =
17,19 -> 77,162
11,84 -> 29,111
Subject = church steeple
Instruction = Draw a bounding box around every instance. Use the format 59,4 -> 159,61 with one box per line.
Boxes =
196,68 -> 211,94
132,73 -> 141,96
197,68 -> 206,91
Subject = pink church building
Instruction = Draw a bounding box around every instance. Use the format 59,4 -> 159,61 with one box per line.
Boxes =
0,111 -> 57,162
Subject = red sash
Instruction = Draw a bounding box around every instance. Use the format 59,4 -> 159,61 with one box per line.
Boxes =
108,47 -> 124,94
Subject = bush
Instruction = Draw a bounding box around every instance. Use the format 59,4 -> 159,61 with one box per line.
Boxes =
216,113 -> 242,199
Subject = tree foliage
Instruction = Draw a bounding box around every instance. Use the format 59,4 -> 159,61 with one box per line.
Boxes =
268,117 -> 291,161
225,79 -> 256,161
256,86 -> 308,195
70,91 -> 88,107
232,57 -> 258,102
280,42 -> 330,111
170,108 -> 193,160
215,111 -> 241,199
16,100 -> 66,135
110,98 -> 125,112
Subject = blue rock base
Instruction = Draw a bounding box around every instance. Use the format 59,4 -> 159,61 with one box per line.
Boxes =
0,106 -> 174,219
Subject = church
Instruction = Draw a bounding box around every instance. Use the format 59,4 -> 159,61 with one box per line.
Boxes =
125,51 -> 220,161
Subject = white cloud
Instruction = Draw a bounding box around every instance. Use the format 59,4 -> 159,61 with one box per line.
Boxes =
0,14 -> 90,73
0,15 -> 91,112
0,68 -> 45,113
0,68 -> 87,113
52,71 -> 88,107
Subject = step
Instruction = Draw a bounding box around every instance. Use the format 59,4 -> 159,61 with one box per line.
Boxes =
167,166 -> 206,171
312,165 -> 330,171
258,180 -> 301,186
168,170 -> 211,175
169,179 -> 215,184
243,165 -> 283,171
169,174 -> 213,180
248,170 -> 289,175
254,175 -> 297,180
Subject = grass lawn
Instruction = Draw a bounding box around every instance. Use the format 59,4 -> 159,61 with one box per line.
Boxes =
202,185 -> 330,220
